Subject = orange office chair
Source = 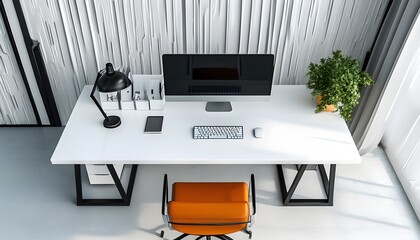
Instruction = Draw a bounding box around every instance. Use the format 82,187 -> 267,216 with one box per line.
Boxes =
161,174 -> 256,240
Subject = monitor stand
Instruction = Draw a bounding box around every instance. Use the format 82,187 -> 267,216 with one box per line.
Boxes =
205,102 -> 232,112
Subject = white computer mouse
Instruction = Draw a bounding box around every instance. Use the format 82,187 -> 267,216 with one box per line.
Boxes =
253,127 -> 264,138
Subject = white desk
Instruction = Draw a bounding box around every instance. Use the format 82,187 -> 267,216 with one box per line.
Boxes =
51,85 -> 361,206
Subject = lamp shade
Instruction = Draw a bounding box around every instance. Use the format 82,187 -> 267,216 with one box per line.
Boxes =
97,63 -> 132,92
90,63 -> 132,128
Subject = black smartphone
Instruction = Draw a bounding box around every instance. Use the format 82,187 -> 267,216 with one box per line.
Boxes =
144,116 -> 164,133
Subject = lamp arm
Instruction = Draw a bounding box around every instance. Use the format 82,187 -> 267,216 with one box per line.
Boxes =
90,72 -> 109,120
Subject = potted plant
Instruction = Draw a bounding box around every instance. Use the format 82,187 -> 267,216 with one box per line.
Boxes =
306,50 -> 373,121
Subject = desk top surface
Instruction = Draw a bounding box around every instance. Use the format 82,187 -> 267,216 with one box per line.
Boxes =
51,85 -> 361,164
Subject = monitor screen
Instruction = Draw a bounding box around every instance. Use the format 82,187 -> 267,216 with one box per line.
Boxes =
162,54 -> 274,111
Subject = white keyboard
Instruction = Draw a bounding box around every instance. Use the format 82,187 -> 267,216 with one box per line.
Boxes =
193,126 -> 244,139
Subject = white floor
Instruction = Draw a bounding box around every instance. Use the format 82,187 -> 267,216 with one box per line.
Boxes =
1,127 -> 420,240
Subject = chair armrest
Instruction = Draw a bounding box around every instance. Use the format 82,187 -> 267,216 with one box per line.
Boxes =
162,174 -> 170,227
247,174 -> 256,228
250,174 -> 256,215
162,174 -> 169,216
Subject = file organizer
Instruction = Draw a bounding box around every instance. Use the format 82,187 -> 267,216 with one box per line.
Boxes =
132,74 -> 165,110
99,74 -> 165,110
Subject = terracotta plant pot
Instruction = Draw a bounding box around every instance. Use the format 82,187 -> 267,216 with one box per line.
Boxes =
315,95 -> 335,112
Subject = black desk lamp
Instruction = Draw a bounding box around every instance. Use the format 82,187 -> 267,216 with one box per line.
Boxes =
90,63 -> 132,128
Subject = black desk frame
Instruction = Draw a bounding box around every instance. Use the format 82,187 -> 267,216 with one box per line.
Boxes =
277,164 -> 336,206
73,163 -> 336,206
74,164 -> 138,206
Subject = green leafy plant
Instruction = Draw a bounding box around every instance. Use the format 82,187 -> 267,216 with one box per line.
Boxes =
306,50 -> 373,121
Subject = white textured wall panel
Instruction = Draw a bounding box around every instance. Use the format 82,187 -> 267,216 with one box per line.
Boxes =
381,11 -> 420,219
20,0 -> 388,124
0,13 -> 36,124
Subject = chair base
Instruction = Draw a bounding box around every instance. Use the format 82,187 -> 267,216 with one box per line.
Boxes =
176,233 -> 233,240
160,230 -> 252,240
197,235 -> 233,240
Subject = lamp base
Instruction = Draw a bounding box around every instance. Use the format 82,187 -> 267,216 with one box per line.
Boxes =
103,116 -> 121,128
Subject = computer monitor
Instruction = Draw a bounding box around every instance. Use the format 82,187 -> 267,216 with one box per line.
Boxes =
162,54 -> 274,112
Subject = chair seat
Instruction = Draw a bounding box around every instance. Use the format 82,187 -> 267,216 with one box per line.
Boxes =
168,182 -> 250,235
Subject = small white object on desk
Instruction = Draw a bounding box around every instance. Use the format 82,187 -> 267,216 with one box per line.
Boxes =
253,127 -> 264,138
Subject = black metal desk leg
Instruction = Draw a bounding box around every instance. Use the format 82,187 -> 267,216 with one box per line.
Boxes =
75,164 -> 83,205
327,164 -> 336,205
276,164 -> 337,206
74,164 -> 138,206
284,164 -> 308,203
276,164 -> 288,201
